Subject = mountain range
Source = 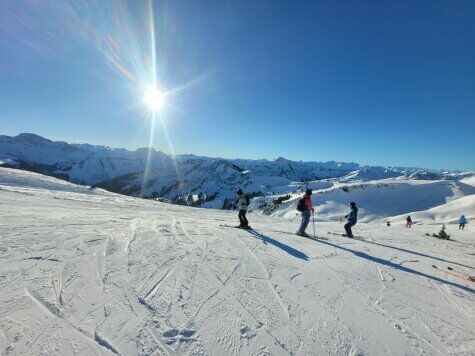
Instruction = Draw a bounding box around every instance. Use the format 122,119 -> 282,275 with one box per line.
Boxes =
1,133 -> 473,219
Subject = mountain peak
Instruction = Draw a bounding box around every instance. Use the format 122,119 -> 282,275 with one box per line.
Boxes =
16,133 -> 52,144
135,147 -> 157,154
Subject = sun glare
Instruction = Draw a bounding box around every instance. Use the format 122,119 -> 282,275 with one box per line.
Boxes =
143,86 -> 165,111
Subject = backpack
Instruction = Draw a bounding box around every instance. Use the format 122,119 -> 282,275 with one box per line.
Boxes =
245,195 -> 250,205
297,198 -> 307,212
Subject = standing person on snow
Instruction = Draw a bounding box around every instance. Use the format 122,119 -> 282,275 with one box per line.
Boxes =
234,189 -> 250,228
459,215 -> 467,229
406,215 -> 412,228
296,189 -> 314,237
343,202 -> 358,238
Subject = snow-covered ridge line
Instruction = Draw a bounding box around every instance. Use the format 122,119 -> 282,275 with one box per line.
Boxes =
1,133 -> 473,216
0,133 -> 464,184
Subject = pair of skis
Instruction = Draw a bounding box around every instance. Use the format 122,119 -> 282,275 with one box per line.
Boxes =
326,231 -> 364,240
220,224 -> 253,230
220,224 -> 328,240
275,230 -> 328,241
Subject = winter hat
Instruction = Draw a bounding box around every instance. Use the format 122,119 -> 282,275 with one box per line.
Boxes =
305,189 -> 312,195
236,189 -> 243,195
349,201 -> 356,208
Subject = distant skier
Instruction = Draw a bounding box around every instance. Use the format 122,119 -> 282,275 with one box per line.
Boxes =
234,189 -> 250,228
459,215 -> 467,229
342,202 -> 358,238
296,189 -> 314,237
406,215 -> 412,228
386,221 -> 391,227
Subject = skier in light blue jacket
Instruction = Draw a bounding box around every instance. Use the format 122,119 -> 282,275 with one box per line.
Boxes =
459,215 -> 467,229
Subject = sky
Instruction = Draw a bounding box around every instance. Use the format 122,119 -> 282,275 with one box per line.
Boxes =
0,0 -> 474,170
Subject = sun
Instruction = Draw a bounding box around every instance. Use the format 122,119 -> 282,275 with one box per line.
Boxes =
143,86 -> 165,111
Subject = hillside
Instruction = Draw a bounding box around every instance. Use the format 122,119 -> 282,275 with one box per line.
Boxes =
0,167 -> 474,355
1,133 -> 473,217
0,134 -> 360,187
261,178 -> 475,224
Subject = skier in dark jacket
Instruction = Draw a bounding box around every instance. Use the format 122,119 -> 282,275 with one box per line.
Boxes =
234,189 -> 250,228
296,189 -> 314,237
406,215 -> 412,228
343,202 -> 358,238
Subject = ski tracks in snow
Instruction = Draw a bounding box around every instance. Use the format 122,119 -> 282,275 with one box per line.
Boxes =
1,182 -> 475,355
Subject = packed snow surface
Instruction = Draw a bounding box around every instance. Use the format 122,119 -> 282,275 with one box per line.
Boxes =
1,168 -> 474,355
263,177 -> 475,224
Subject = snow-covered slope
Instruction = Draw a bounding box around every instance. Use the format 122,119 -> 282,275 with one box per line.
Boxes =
1,133 -> 473,218
461,175 -> 475,188
0,165 -> 113,194
385,194 -> 475,225
0,133 -> 361,187
261,178 -> 474,224
1,167 -> 474,355
0,133 -> 176,184
0,133 -> 87,165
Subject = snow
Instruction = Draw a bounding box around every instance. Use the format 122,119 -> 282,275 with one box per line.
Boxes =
2,133 -> 473,221
1,167 -> 474,355
0,158 -> 20,167
386,194 -> 475,225
265,178 -> 474,223
461,175 -> 475,188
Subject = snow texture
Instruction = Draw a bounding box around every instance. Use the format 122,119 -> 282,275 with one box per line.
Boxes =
1,167 -> 474,355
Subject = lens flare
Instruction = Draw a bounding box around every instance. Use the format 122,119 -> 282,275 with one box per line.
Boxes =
1,0 -> 209,197
144,86 -> 164,111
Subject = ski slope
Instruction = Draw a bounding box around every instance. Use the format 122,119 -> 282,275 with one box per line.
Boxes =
1,168 -> 474,355
260,177 -> 475,224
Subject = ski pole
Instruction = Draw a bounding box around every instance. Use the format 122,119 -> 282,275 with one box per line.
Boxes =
312,211 -> 316,237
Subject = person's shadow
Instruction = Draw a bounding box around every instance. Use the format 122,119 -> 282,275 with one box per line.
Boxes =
362,240 -> 474,270
313,239 -> 475,294
246,229 -> 309,261
243,230 -> 474,294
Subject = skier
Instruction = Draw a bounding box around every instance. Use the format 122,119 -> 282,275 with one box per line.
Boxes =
459,215 -> 467,229
386,221 -> 391,227
343,202 -> 358,238
296,189 -> 314,237
234,189 -> 250,229
406,215 -> 412,228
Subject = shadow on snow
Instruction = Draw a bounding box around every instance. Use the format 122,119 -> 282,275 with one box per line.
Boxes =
362,240 -> 475,270
246,229 -> 309,261
312,239 -> 474,294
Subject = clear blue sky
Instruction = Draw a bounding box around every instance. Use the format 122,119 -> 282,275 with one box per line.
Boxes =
0,0 -> 474,170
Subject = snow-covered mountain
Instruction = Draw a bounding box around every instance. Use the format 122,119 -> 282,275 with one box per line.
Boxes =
0,133 -> 175,184
258,178 -> 475,224
0,133 -> 362,185
1,133 -> 473,214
